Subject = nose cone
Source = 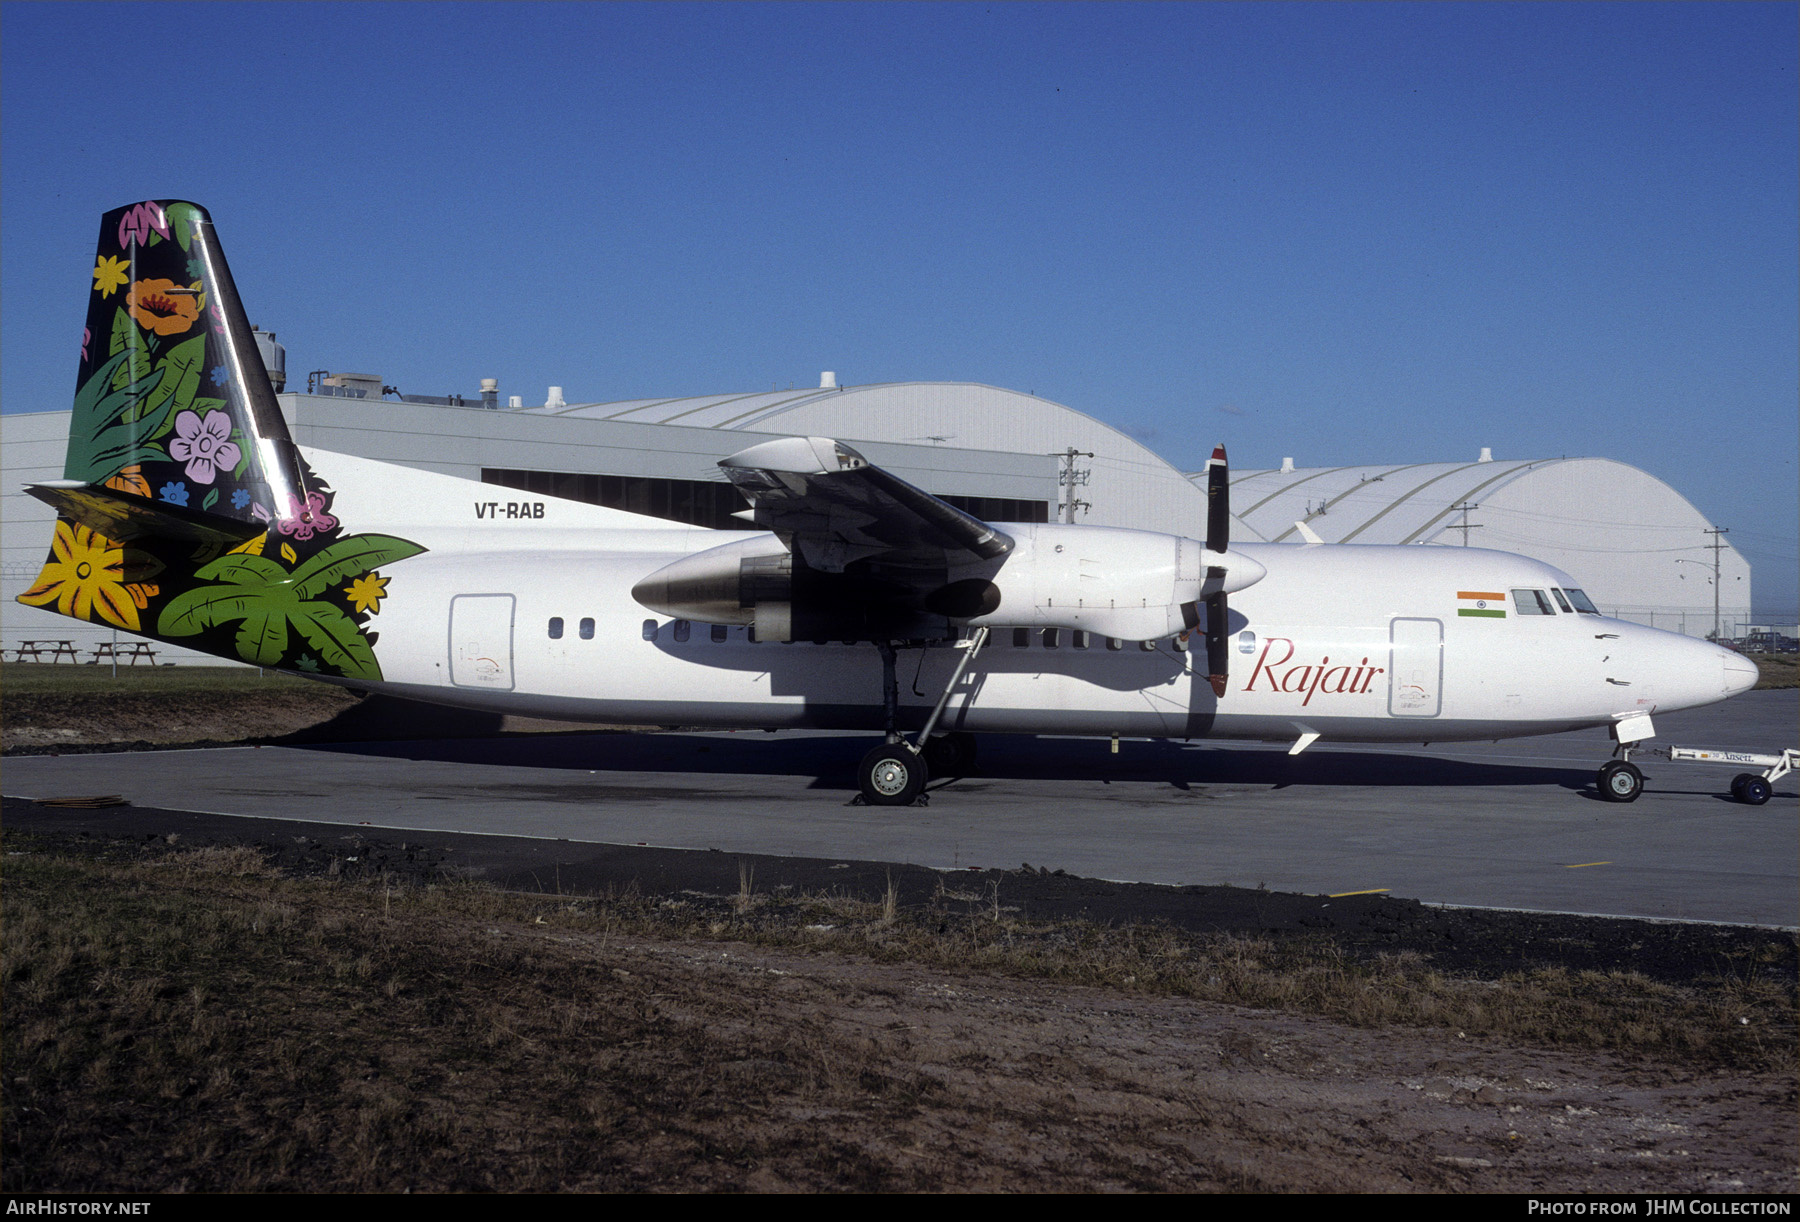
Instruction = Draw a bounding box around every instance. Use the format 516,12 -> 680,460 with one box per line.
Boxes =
1722,649 -> 1760,698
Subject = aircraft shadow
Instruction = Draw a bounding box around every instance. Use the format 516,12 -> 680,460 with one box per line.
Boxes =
294,731 -> 1596,793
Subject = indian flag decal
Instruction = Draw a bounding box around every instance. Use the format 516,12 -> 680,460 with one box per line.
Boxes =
1458,591 -> 1506,618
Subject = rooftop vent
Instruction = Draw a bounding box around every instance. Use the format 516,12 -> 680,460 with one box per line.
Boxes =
820,371 -> 837,389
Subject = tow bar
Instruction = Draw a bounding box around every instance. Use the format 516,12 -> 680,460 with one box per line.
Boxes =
1635,745 -> 1796,806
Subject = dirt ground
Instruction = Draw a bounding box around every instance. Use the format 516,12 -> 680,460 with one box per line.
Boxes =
540,929 -> 1794,1193
4,674 -> 1795,1193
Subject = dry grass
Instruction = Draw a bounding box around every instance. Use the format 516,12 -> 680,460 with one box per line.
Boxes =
3,841 -> 1793,1192
1746,652 -> 1799,689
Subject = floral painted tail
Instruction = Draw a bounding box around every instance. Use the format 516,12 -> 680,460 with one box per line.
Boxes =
19,201 -> 426,682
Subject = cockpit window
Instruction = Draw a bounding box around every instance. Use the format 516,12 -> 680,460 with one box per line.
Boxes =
1562,588 -> 1600,614
1549,588 -> 1574,613
1511,589 -> 1555,616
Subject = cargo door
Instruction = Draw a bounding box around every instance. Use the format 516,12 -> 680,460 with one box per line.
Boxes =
1388,617 -> 1442,718
450,594 -> 515,690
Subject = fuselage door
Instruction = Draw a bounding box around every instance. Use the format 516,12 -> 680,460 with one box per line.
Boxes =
1388,617 -> 1442,718
450,593 -> 516,690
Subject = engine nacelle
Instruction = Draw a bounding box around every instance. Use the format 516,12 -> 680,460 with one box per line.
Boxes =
632,523 -> 1266,643
631,535 -> 948,642
966,524 -> 1263,640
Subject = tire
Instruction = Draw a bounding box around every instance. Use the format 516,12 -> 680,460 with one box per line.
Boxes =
1739,776 -> 1772,806
859,743 -> 927,806
1730,773 -> 1752,802
922,731 -> 977,776
1597,760 -> 1644,803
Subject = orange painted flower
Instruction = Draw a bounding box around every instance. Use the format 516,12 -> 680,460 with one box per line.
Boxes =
126,278 -> 202,337
17,520 -> 140,630
105,465 -> 153,499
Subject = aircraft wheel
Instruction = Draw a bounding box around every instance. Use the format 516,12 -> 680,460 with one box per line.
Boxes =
860,743 -> 927,806
1597,760 -> 1644,803
1738,776 -> 1772,806
923,731 -> 977,776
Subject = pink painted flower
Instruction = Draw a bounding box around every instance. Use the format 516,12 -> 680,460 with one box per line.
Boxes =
167,409 -> 242,485
276,490 -> 339,541
81,326 -> 91,363
116,202 -> 170,250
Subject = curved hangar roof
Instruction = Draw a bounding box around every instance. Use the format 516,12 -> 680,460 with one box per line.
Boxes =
533,382 -> 1214,536
1204,456 -> 1749,631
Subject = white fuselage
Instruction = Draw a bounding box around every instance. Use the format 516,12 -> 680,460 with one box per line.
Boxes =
312,449 -> 1755,744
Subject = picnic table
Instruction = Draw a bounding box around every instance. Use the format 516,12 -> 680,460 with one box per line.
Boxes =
12,640 -> 79,663
89,641 -> 158,666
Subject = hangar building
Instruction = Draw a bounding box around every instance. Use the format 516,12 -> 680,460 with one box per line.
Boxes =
1211,453 -> 1751,636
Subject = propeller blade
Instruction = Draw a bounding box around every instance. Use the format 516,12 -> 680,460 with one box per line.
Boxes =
1204,443 -> 1230,697
1205,590 -> 1229,699
1205,442 -> 1229,554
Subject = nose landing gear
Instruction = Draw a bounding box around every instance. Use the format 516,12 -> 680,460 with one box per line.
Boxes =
1597,758 -> 1645,803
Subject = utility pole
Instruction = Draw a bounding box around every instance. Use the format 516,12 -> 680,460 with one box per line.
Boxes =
1703,527 -> 1728,640
1056,448 -> 1093,524
1450,501 -> 1482,546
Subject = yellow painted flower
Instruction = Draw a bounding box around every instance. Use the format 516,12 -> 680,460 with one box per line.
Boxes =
17,520 -> 140,630
93,255 -> 130,298
343,573 -> 389,615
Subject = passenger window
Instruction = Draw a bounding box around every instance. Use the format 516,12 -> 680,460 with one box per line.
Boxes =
1041,628 -> 1060,649
1013,627 -> 1030,648
1564,588 -> 1600,614
1072,630 -> 1089,650
1511,589 -> 1554,616
1140,639 -> 1157,652
1172,632 -> 1189,652
711,623 -> 728,643
548,617 -> 563,640
674,620 -> 690,642
1106,637 -> 1122,652
1238,630 -> 1257,654
580,617 -> 595,640
1550,589 -> 1573,614
642,619 -> 658,641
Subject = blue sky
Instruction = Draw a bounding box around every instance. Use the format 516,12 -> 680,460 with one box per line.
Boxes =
3,2 -> 1794,612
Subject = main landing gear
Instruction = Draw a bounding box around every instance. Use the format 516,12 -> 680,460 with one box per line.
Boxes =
856,629 -> 989,806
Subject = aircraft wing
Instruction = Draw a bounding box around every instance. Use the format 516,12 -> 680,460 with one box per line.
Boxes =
720,436 -> 1013,573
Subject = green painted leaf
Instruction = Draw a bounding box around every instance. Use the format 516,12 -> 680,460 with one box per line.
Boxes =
65,359 -> 168,484
292,534 -> 428,599
167,203 -> 199,252
143,335 -> 206,428
194,552 -> 289,585
234,610 -> 289,666
201,488 -> 219,511
292,602 -> 382,681
158,586 -> 288,637
107,308 -> 134,360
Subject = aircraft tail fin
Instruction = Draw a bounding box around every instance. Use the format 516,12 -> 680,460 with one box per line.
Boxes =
49,199 -> 310,533
19,202 -> 427,683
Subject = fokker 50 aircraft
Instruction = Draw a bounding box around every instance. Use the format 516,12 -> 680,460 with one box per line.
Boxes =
21,201 -> 1760,804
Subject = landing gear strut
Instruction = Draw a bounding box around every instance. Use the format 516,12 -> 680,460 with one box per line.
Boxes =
855,629 -> 989,806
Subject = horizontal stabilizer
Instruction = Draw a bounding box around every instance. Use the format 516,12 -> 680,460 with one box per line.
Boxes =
27,480 -> 263,548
